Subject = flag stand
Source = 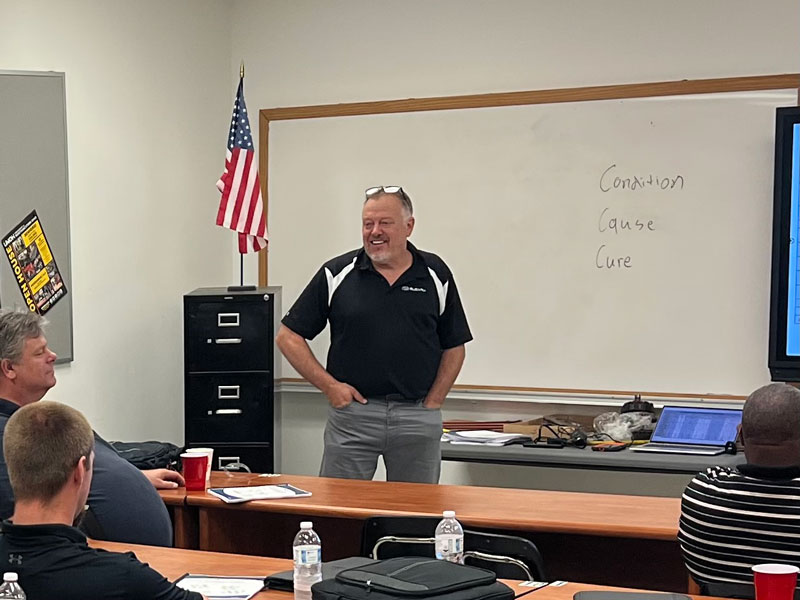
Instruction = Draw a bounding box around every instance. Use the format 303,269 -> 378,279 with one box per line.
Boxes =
227,254 -> 255,292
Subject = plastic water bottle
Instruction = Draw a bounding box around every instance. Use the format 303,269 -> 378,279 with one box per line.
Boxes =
435,510 -> 464,563
0,573 -> 26,599
293,521 -> 322,600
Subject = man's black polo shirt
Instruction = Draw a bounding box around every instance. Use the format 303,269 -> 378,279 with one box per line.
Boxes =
0,521 -> 201,600
282,242 -> 472,399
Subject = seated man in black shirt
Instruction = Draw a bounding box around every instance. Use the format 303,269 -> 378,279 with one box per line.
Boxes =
0,400 -> 204,600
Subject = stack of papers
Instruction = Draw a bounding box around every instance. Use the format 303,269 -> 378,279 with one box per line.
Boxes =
441,430 -> 530,446
207,483 -> 311,504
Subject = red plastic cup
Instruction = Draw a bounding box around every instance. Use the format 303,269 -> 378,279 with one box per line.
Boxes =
181,453 -> 209,491
753,563 -> 799,600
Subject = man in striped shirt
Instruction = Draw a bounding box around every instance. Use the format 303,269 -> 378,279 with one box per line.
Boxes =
679,382 -> 800,590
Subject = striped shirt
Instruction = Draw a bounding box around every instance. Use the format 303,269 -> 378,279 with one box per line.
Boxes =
679,464 -> 800,586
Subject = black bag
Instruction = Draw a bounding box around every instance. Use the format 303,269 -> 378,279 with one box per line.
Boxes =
109,441 -> 183,470
311,557 -> 514,600
265,557 -> 376,591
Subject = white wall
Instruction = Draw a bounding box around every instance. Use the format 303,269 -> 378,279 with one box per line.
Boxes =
231,0 -> 799,104
229,0 -> 800,491
0,0 -> 236,442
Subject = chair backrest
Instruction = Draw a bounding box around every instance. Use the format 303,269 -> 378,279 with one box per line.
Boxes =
361,516 -> 439,560
463,530 -> 546,581
360,516 -> 546,581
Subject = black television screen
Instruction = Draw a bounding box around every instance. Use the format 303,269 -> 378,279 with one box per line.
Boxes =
769,107 -> 800,381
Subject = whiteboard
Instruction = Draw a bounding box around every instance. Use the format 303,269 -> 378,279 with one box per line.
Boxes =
0,71 -> 73,362
267,89 -> 796,397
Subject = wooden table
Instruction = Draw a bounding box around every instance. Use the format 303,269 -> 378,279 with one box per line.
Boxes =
93,540 -> 290,598
163,472 -> 686,592
91,540 -> 713,600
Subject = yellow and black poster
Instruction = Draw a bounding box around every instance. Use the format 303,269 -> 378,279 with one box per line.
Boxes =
2,210 -> 67,315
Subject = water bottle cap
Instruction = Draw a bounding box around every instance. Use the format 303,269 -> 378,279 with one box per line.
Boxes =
300,521 -> 313,529
2,573 -> 17,582
443,510 -> 456,518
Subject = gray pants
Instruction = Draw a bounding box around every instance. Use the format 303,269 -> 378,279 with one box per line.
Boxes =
320,398 -> 442,484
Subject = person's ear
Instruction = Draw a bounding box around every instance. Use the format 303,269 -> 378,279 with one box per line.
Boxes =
0,358 -> 16,380
406,216 -> 415,237
73,456 -> 89,486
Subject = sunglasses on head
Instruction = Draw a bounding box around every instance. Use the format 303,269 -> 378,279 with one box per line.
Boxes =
365,186 -> 406,199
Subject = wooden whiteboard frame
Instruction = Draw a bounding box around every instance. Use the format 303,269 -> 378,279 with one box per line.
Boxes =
258,74 -> 800,402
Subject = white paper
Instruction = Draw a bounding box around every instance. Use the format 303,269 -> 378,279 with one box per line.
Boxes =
176,574 -> 264,599
441,430 -> 529,446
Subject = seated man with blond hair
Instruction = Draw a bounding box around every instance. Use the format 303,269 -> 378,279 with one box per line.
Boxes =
0,401 -> 204,600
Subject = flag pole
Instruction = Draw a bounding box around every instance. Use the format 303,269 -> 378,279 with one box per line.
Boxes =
226,60 -> 257,292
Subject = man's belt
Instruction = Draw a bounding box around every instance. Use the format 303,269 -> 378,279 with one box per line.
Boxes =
366,394 -> 420,403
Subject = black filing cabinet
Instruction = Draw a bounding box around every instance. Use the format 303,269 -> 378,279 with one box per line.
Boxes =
184,287 -> 281,473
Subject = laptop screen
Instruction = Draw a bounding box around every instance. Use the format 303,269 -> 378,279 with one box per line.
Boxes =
650,406 -> 742,445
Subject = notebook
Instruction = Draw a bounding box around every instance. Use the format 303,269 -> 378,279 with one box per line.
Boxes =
632,406 -> 742,455
206,483 -> 311,504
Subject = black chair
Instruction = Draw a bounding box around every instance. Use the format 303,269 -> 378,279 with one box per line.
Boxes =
699,582 -> 754,599
463,530 -> 546,581
360,516 -> 546,581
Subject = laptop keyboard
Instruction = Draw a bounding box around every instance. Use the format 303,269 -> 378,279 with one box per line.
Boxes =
633,443 -> 724,455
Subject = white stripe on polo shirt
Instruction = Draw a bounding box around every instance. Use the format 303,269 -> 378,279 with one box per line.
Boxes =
325,257 -> 357,306
427,267 -> 448,316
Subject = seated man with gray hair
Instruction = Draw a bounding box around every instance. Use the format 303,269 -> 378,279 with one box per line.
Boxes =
679,382 -> 800,592
0,308 -> 182,546
0,401 -> 204,599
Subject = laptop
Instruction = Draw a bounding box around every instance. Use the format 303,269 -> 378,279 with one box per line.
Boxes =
633,406 -> 742,455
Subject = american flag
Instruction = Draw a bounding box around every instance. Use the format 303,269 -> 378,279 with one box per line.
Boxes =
216,77 -> 268,253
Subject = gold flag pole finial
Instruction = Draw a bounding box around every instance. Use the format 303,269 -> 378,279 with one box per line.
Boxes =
240,61 -> 245,79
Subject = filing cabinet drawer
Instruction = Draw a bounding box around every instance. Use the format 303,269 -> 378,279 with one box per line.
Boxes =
185,296 -> 273,372
186,374 -> 273,442
185,372 -> 272,413
186,442 -> 273,474
186,411 -> 272,444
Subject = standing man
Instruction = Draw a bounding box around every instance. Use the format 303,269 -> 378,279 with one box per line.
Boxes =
0,309 -> 182,546
276,186 -> 472,483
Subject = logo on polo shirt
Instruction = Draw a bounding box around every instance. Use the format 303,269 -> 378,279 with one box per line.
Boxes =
401,286 -> 426,293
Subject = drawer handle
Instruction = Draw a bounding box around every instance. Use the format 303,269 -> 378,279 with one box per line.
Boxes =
218,385 -> 240,400
219,456 -> 240,468
217,312 -> 240,327
215,338 -> 242,345
215,408 -> 242,415
220,458 -> 252,473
